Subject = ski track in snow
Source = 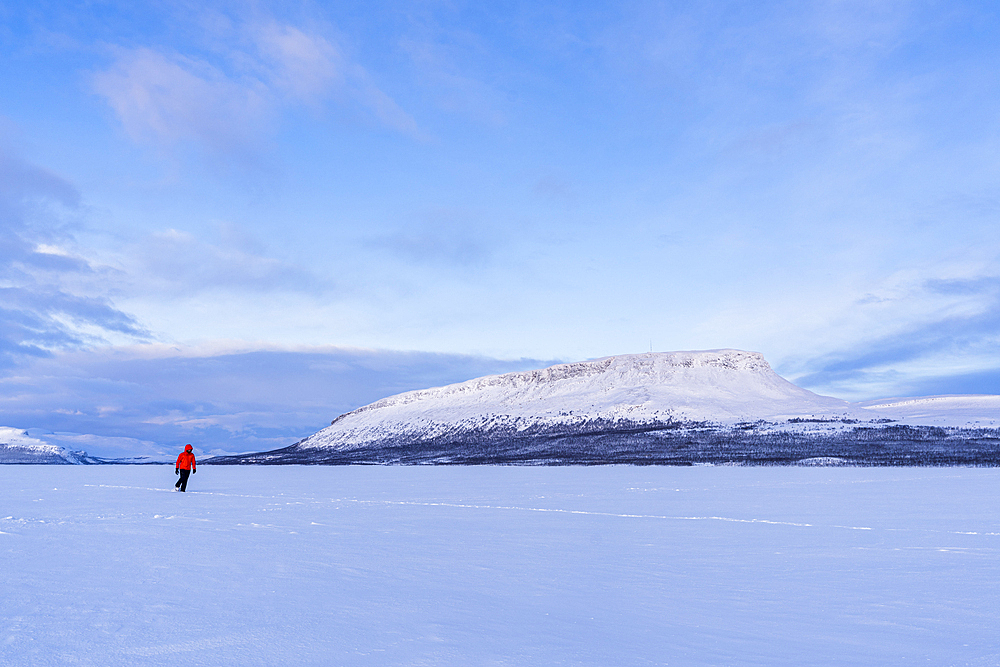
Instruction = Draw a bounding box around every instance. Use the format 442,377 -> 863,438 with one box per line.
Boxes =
71,483 -> 863,530
5,480 -> 985,538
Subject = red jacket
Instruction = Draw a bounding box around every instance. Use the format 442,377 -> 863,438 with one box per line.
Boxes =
176,446 -> 197,471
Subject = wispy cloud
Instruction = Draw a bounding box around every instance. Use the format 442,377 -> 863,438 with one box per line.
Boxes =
116,222 -> 327,296
91,12 -> 422,157
0,345 -> 553,456
0,148 -> 148,366
791,274 -> 1000,399
253,22 -> 344,101
92,47 -> 271,153
362,206 -> 502,270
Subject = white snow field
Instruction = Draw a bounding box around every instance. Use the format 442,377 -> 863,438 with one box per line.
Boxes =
3,466 -> 1000,666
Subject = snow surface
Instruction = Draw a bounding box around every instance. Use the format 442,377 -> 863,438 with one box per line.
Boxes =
3,465 -> 1000,666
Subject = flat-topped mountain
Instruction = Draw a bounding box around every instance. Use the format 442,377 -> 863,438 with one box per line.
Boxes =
300,350 -> 850,451
10,350 -> 1000,465
216,350 -> 1000,466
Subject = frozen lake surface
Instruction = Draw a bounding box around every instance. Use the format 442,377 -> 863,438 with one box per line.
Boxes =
3,465 -> 999,666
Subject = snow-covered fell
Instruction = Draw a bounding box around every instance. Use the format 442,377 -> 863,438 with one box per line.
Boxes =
0,427 -> 91,464
856,395 -> 1000,427
298,350 -> 852,451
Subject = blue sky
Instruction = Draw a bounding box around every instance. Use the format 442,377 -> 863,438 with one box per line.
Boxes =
3,1 -> 1000,454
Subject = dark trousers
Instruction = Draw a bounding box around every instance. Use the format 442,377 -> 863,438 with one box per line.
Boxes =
175,468 -> 191,491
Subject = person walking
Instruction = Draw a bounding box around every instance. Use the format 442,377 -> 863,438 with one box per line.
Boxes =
174,444 -> 197,492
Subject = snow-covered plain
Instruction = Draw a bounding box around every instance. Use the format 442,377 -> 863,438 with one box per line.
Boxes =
3,466 -> 999,666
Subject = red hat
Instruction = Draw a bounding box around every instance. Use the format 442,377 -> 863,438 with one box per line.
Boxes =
184,444 -> 193,452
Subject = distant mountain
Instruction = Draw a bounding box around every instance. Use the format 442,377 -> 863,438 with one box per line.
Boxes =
0,427 -> 176,465
0,428 -> 95,464
213,350 -> 1000,466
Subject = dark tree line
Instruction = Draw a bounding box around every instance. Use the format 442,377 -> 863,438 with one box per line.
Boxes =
209,421 -> 1000,466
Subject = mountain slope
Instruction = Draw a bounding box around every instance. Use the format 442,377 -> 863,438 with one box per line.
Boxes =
0,428 -> 92,464
856,395 -> 1000,427
297,350 -> 852,452
205,349 -> 1000,465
